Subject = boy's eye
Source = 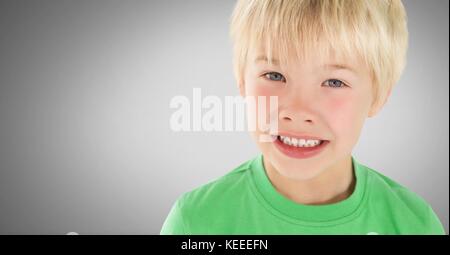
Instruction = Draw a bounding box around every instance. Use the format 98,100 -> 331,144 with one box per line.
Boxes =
264,72 -> 286,82
323,79 -> 346,88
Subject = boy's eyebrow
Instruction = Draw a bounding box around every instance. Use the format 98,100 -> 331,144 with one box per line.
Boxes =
322,64 -> 358,74
254,56 -> 279,64
254,56 -> 359,74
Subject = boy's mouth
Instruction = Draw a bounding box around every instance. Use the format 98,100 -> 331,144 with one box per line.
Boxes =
272,134 -> 330,159
275,135 -> 327,148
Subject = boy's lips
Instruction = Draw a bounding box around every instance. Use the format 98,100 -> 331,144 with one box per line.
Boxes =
270,132 -> 330,159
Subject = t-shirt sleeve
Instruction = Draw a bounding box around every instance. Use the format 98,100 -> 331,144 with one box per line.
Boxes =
425,205 -> 446,235
160,198 -> 187,235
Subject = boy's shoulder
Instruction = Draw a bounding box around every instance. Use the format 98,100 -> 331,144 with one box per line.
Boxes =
361,162 -> 444,233
177,157 -> 255,210
363,163 -> 430,209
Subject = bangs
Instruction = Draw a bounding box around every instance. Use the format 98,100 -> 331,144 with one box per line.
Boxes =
232,0 -> 376,70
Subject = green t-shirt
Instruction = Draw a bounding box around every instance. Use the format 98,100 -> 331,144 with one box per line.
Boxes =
161,155 -> 445,235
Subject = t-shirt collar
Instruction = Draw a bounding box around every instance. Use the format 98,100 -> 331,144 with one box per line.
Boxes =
250,154 -> 368,223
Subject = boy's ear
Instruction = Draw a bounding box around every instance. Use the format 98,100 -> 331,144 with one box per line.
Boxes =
368,88 -> 392,118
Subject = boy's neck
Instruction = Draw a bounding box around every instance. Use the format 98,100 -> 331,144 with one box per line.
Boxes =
264,156 -> 355,205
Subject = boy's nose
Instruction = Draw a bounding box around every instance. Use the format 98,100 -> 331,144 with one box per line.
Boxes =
279,94 -> 316,125
281,114 -> 313,123
280,112 -> 314,125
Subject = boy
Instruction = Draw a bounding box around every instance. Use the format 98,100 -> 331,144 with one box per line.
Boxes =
161,0 -> 445,234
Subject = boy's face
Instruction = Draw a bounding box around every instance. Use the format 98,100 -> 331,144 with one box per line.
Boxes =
242,51 -> 382,181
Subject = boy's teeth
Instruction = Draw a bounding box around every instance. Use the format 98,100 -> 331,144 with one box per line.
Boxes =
279,135 -> 322,147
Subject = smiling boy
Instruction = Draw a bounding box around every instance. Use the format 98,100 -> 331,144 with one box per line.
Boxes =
161,0 -> 445,234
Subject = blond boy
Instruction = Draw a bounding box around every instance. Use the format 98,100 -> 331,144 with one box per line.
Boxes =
161,0 -> 445,234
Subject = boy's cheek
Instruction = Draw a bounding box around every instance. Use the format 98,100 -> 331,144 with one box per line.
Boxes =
246,82 -> 279,97
246,82 -> 280,109
327,100 -> 368,146
324,97 -> 364,130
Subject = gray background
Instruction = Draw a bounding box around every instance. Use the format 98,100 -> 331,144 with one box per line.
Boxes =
0,0 -> 448,234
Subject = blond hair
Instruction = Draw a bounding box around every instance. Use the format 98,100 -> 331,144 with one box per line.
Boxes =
230,0 -> 408,108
